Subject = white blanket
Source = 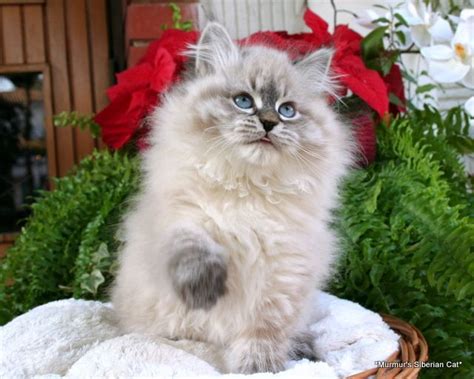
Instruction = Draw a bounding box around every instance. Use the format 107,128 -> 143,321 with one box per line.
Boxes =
0,292 -> 398,379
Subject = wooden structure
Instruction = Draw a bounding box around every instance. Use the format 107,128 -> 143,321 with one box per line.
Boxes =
0,0 -> 111,178
0,0 -> 111,251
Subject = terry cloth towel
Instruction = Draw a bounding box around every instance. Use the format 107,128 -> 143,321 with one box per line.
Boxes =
0,292 -> 399,378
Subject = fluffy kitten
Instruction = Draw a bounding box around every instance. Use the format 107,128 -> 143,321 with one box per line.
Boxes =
112,22 -> 353,374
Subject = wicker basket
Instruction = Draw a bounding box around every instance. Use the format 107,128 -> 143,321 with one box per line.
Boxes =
348,314 -> 429,379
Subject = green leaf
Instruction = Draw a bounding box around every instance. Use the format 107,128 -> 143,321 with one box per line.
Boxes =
80,270 -> 105,296
53,111 -> 101,138
446,135 -> 474,154
402,70 -> 417,84
372,17 -> 390,24
457,281 -> 474,301
168,2 -> 193,31
180,21 -> 193,32
380,52 -> 399,75
369,264 -> 384,285
394,13 -> 409,27
395,30 -> 406,45
365,179 -> 383,214
389,92 -> 404,107
93,243 -> 110,263
361,26 -> 388,63
416,84 -> 437,94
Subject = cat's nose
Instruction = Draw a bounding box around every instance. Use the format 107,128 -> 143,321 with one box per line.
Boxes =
260,119 -> 278,132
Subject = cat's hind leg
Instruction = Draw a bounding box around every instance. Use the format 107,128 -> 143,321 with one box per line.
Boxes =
226,333 -> 288,374
288,330 -> 317,361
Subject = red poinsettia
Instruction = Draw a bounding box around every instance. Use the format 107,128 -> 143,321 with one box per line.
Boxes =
95,9 -> 402,163
95,30 -> 198,149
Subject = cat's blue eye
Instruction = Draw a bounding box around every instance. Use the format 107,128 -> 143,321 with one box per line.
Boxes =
278,103 -> 296,118
233,94 -> 254,109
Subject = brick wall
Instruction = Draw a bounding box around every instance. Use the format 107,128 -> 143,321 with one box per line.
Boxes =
125,0 -> 199,67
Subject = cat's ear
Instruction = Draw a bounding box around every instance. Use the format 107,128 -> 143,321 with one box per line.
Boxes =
294,48 -> 338,96
193,22 -> 239,75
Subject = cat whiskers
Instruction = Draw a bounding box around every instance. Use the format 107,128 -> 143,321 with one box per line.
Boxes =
285,140 -> 328,177
291,138 -> 329,161
204,129 -> 243,157
203,126 -> 221,135
234,126 -> 266,144
204,136 -> 233,157
271,130 -> 298,147
290,150 -> 325,178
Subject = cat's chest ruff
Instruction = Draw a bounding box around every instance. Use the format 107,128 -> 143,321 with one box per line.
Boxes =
197,181 -> 316,246
192,160 -> 318,241
200,189 -> 287,229
200,195 -> 298,261
194,161 -> 317,205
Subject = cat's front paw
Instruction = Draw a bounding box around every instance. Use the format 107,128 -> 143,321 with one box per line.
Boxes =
168,245 -> 228,310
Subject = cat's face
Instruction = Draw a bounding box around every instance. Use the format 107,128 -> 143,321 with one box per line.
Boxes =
184,23 -> 336,168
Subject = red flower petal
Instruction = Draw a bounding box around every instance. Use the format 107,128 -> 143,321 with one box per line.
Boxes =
140,29 -> 199,66
333,25 -> 362,56
150,48 -> 177,92
241,30 -> 329,60
334,55 -> 389,118
303,9 -> 332,46
240,31 -> 290,51
107,63 -> 153,102
276,31 -> 327,55
95,88 -> 157,149
95,94 -> 137,149
116,63 -> 153,85
106,83 -> 123,103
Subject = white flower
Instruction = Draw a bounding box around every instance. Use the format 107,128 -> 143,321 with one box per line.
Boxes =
421,9 -> 474,88
397,0 -> 453,47
356,9 -> 383,29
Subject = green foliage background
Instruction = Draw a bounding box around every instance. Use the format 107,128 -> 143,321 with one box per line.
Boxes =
0,151 -> 139,322
0,107 -> 472,378
331,107 -> 473,378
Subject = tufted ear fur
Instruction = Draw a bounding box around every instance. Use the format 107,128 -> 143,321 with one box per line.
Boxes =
294,48 -> 338,96
191,22 -> 239,76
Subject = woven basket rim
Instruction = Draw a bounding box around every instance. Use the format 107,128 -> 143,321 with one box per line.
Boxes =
347,313 -> 429,379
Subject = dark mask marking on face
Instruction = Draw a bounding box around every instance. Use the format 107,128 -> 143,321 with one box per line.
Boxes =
257,109 -> 280,126
261,80 -> 279,109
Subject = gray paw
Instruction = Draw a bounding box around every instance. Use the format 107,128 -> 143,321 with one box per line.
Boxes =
288,331 -> 317,361
168,245 -> 227,310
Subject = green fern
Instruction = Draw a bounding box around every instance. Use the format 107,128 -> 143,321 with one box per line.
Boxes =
53,111 -> 101,138
331,108 -> 473,378
0,150 -> 139,323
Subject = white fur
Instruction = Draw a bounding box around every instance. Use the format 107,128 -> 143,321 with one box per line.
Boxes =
112,23 -> 353,373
